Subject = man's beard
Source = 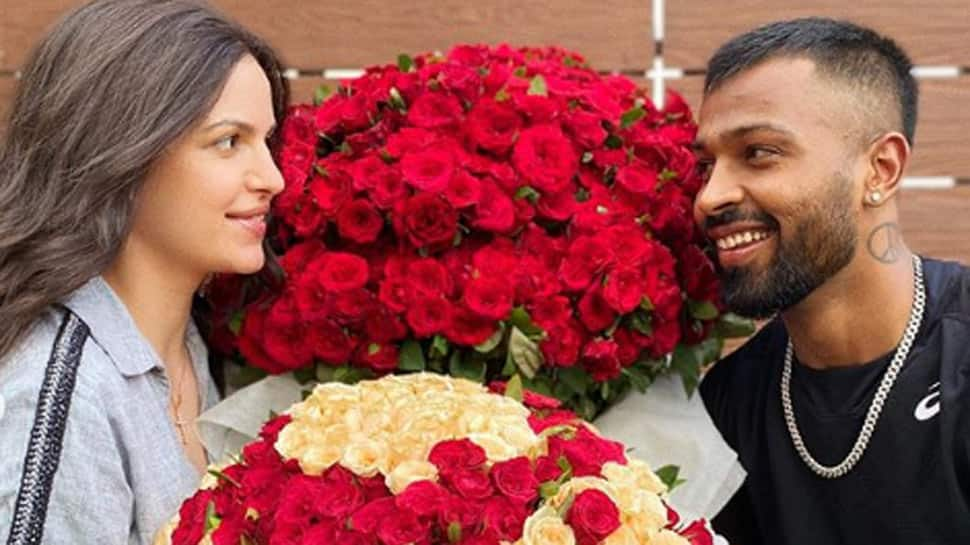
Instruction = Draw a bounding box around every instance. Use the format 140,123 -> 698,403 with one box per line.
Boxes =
713,173 -> 858,319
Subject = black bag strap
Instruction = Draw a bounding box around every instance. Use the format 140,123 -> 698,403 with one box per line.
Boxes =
6,311 -> 89,545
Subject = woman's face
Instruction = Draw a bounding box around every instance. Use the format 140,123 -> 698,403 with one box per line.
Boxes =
129,54 -> 284,281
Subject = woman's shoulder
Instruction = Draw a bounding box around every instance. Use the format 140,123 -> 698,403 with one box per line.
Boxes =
0,306 -> 120,407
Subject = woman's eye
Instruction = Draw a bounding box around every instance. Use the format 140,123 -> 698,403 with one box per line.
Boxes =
214,134 -> 239,152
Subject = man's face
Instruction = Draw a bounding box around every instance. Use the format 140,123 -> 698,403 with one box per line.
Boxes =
693,57 -> 864,319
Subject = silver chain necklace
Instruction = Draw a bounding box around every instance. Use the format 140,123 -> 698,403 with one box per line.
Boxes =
781,255 -> 925,479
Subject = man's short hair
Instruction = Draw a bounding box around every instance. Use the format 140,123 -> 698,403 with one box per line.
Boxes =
704,17 -> 918,146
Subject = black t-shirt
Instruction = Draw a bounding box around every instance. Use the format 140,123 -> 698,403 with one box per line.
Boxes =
701,258 -> 970,545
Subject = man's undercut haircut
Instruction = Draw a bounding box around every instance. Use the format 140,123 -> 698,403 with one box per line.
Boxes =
704,17 -> 918,146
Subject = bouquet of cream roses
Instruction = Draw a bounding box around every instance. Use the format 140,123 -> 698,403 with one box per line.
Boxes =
158,374 -> 712,545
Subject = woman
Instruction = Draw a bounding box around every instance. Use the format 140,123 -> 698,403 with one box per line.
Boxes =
0,0 -> 286,542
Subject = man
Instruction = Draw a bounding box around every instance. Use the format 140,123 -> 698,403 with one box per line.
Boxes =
693,17 -> 970,545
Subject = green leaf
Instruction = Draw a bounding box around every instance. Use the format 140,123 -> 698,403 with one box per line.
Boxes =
539,481 -> 561,499
474,322 -> 505,353
388,87 -> 407,111
604,134 -> 623,149
399,340 -> 426,371
494,88 -> 510,102
333,366 -> 374,384
207,468 -> 241,488
397,53 -> 414,72
515,186 -> 540,202
507,326 -> 543,379
313,84 -> 333,106
315,362 -> 336,383
447,521 -> 462,543
688,300 -> 720,321
292,366 -> 316,384
522,374 -> 555,397
513,66 -> 527,77
431,335 -> 450,358
508,306 -> 543,337
715,313 -> 757,338
660,168 -> 678,181
505,373 -> 524,402
228,311 -> 244,335
205,501 -> 220,533
640,296 -> 654,311
620,105 -> 646,129
575,187 -> 591,202
576,395 -> 598,421
557,367 -> 592,396
622,366 -> 653,392
449,353 -> 487,382
671,344 -> 703,397
527,74 -> 548,96
630,309 -> 653,336
654,465 -> 687,492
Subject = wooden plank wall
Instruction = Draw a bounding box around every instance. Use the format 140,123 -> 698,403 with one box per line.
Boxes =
1,0 -> 968,266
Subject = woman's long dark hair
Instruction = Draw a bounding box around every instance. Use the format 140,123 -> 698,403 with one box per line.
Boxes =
0,0 -> 288,362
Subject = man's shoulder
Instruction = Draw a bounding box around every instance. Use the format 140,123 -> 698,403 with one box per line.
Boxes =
924,257 -> 970,319
701,318 -> 787,399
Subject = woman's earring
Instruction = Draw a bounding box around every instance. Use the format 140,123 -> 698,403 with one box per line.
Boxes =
868,191 -> 883,205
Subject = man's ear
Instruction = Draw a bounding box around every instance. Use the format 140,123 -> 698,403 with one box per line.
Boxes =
863,132 -> 910,207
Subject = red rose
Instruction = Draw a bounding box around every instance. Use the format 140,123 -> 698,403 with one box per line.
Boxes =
350,497 -> 397,535
364,306 -> 408,343
401,147 -> 456,192
355,342 -> 399,372
578,287 -> 616,333
308,170 -> 353,217
171,490 -> 213,545
407,257 -> 454,298
396,193 -> 459,249
463,97 -> 523,155
483,497 -> 529,541
678,519 -> 715,545
445,170 -> 483,208
527,295 -> 571,331
528,409 -> 579,434
262,297 -> 313,370
371,167 -> 409,210
559,236 -> 613,292
308,320 -> 355,365
336,198 -> 384,243
473,180 -> 516,233
512,124 -> 578,193
647,318 -> 681,358
428,438 -> 487,473
285,192 -> 327,238
563,109 -> 607,149
612,328 -> 642,367
616,161 -> 659,195
489,457 -> 538,504
566,489 -> 621,545
463,276 -> 514,321
534,455 -> 564,483
535,186 -> 578,222
446,469 -> 494,500
319,252 -> 369,292
444,305 -> 498,346
396,480 -> 447,517
407,92 -> 464,129
405,295 -> 453,338
539,319 -> 586,367
472,241 -> 519,278
386,127 -> 438,158
602,265 -> 646,314
581,338 -> 622,382
237,306 -> 285,374
379,276 -> 412,314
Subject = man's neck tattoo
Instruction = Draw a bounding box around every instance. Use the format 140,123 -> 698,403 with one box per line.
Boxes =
867,222 -> 903,264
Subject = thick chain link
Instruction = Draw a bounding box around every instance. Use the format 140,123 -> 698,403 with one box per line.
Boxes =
781,255 -> 925,479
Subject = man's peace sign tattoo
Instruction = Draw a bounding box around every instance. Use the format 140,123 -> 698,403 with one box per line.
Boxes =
867,222 -> 903,264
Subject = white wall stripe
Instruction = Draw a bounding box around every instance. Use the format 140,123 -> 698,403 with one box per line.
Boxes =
902,176 -> 957,189
323,68 -> 366,80
910,66 -> 962,78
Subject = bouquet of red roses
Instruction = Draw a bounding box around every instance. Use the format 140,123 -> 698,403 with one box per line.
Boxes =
156,374 -> 713,545
208,44 -> 750,418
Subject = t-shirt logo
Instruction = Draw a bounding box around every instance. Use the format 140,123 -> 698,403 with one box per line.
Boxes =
914,381 -> 941,422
